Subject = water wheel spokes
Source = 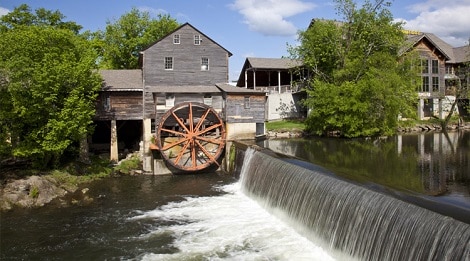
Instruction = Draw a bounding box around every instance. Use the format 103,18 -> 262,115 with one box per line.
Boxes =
156,102 -> 226,172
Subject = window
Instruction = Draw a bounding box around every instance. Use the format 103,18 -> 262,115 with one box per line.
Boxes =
165,94 -> 175,107
194,35 -> 202,45
173,34 -> 180,44
201,57 -> 209,71
244,96 -> 250,109
204,94 -> 212,106
422,77 -> 430,92
431,60 -> 439,74
421,59 -> 429,74
103,93 -> 110,111
432,77 -> 439,92
164,57 -> 173,70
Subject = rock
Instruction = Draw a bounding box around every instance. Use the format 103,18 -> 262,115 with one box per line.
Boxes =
1,175 -> 68,210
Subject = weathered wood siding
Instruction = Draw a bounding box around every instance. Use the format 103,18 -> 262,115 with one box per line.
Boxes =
153,93 -> 223,123
224,95 -> 265,123
95,91 -> 143,120
142,24 -> 229,86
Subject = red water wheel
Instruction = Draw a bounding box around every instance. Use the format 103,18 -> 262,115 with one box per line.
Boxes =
156,102 -> 226,172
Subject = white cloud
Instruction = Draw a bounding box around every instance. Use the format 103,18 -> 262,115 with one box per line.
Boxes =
399,0 -> 470,46
137,6 -> 168,17
0,7 -> 10,17
230,0 -> 316,36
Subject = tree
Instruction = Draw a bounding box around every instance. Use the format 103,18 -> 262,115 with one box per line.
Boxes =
0,4 -> 82,34
0,26 -> 101,168
290,0 -> 419,137
97,8 -> 180,69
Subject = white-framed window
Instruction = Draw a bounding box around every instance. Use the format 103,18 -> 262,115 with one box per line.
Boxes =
173,34 -> 180,44
164,57 -> 173,70
194,35 -> 202,45
201,57 -> 209,71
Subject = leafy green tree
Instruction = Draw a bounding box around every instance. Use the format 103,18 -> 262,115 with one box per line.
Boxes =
0,4 -> 82,34
97,8 -> 180,69
290,0 -> 419,137
0,26 -> 101,168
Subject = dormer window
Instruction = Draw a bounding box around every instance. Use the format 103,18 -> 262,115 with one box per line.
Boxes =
194,35 -> 202,45
173,34 -> 180,44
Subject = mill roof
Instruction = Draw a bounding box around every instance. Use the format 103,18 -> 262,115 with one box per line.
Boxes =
99,70 -> 142,91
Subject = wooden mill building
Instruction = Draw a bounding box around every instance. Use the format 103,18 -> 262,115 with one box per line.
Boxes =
93,23 -> 266,173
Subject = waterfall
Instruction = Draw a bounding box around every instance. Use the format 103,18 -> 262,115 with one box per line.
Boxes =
239,148 -> 470,260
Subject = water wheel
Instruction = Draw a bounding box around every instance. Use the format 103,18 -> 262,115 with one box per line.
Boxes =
156,102 -> 226,172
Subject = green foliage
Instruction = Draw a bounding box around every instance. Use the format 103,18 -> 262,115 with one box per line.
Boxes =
266,120 -> 305,132
114,154 -> 141,175
29,186 -> 39,199
290,0 -> 419,137
0,25 -> 101,168
0,4 -> 82,34
95,8 -> 180,69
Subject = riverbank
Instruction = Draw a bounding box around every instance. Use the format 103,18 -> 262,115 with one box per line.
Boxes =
0,153 -> 141,211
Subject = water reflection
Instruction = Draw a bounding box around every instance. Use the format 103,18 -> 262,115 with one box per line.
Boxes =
258,131 -> 470,210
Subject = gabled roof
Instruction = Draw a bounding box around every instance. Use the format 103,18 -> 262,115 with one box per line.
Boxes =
244,57 -> 303,70
406,33 -> 454,61
235,57 -> 303,87
141,22 -> 232,57
99,70 -> 142,91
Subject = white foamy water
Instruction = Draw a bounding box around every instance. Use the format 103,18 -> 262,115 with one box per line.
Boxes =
129,182 -> 335,261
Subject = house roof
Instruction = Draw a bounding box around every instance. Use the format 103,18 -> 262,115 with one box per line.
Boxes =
244,57 -> 303,70
216,83 -> 266,95
406,33 -> 454,61
141,22 -> 232,57
99,70 -> 142,91
453,45 -> 470,64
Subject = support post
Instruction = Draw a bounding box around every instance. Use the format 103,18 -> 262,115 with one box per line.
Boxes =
253,70 -> 256,90
142,118 -> 152,172
110,119 -> 118,162
245,70 -> 248,88
278,70 -> 281,94
418,98 -> 424,120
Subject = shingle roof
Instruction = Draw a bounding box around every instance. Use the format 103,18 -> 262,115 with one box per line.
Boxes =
452,46 -> 470,64
99,70 -> 142,91
246,57 -> 303,70
216,83 -> 266,95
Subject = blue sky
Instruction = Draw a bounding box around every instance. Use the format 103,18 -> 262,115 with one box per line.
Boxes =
1,0 -> 470,81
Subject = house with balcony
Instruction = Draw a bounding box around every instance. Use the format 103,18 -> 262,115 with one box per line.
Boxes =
236,57 -> 308,121
406,32 -> 470,119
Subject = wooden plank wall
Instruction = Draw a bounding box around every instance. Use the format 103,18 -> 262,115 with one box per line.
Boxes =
95,92 -> 143,120
143,25 -> 229,86
224,95 -> 265,123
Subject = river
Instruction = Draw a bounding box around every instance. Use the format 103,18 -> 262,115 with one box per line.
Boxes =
1,132 -> 469,260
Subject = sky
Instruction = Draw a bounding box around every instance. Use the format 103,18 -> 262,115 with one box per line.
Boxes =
1,0 -> 470,81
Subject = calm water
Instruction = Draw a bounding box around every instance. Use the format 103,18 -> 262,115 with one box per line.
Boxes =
258,131 -> 470,215
2,132 -> 470,260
